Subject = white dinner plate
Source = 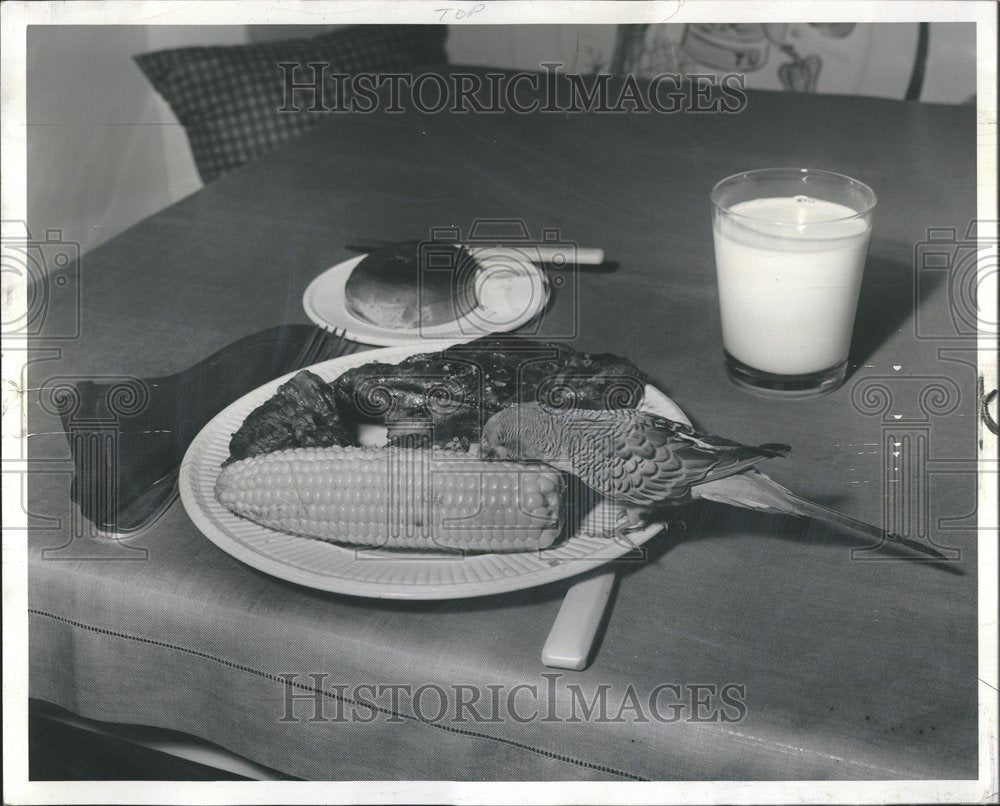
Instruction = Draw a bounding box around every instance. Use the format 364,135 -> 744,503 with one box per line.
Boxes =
302,253 -> 550,347
179,342 -> 689,599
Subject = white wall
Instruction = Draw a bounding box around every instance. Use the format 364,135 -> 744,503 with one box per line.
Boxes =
447,25 -> 617,73
27,26 -> 250,256
921,23 -> 978,104
447,23 -> 976,103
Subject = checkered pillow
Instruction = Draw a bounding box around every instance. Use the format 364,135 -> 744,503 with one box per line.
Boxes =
135,25 -> 448,183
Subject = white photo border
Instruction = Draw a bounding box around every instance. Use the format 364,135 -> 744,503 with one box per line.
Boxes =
2,1 -> 996,804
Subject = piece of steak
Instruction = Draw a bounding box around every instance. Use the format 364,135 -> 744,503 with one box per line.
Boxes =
226,370 -> 352,464
333,335 -> 647,446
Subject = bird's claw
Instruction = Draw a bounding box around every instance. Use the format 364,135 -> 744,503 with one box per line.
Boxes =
582,504 -> 650,540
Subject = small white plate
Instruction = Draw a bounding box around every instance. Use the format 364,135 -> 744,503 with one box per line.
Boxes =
302,253 -> 550,347
179,343 -> 688,600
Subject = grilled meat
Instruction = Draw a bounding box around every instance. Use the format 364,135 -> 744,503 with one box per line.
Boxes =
225,336 -> 648,462
226,370 -> 352,464
333,335 -> 647,446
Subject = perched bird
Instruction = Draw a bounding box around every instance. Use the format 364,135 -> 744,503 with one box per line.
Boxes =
480,402 -> 948,560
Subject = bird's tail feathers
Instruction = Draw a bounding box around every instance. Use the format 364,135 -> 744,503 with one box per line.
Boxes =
692,470 -> 805,516
692,470 -> 949,561
697,442 -> 791,486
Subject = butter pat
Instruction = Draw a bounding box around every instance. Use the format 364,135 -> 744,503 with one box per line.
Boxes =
469,247 -> 548,326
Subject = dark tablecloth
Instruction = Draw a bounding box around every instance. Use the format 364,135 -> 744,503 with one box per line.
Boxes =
27,75 -> 979,780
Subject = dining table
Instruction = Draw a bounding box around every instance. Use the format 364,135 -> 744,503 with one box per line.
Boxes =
26,68 -> 980,781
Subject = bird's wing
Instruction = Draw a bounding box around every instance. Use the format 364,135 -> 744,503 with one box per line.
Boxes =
563,411 -> 787,506
670,421 -> 790,487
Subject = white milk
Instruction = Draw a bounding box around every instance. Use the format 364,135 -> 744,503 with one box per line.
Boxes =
713,195 -> 871,375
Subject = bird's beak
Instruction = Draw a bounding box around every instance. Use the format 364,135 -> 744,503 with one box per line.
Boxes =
480,443 -> 511,461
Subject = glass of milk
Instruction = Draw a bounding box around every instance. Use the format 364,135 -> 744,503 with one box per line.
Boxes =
711,168 -> 877,397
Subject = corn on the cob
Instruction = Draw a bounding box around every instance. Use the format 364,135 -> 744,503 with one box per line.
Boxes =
214,446 -> 564,551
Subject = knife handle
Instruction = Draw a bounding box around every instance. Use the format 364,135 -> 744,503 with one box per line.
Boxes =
541,570 -> 617,670
348,242 -> 605,266
467,245 -> 604,265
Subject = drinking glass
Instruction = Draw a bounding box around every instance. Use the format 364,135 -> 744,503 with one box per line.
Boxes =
711,167 -> 877,397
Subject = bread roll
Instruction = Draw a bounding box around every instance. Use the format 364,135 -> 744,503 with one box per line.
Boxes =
345,241 -> 478,329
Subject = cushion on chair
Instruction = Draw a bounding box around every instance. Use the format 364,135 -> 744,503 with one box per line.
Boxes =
135,25 -> 448,183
